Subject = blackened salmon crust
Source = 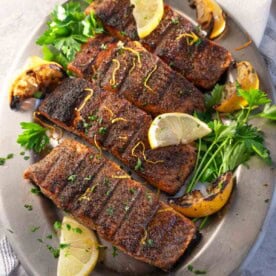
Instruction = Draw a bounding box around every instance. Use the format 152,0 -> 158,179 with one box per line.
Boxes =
86,1 -> 233,89
24,139 -> 196,271
38,78 -> 197,195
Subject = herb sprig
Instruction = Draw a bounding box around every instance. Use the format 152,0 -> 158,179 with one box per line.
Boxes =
17,122 -> 50,153
186,87 -> 275,193
36,1 -> 104,68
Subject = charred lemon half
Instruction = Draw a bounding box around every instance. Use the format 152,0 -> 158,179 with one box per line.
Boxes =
193,0 -> 226,39
215,61 -> 259,113
9,56 -> 65,109
169,172 -> 234,218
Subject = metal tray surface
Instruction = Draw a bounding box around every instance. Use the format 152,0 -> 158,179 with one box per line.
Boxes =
0,1 -> 275,275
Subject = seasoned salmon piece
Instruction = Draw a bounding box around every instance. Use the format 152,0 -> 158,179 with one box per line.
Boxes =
69,36 -> 205,116
38,78 -> 196,194
24,139 -> 196,270
87,1 -> 233,89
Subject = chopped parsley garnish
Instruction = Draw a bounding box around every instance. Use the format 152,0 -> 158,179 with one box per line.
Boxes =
6,153 -> 14,159
106,207 -> 114,216
73,227 -> 83,234
54,221 -> 62,230
134,158 -> 143,171
24,156 -> 30,161
46,244 -> 60,258
36,1 -> 104,68
129,188 -> 136,195
146,192 -> 152,203
103,177 -> 109,185
31,187 -> 41,195
31,226 -> 40,233
46,234 -> 53,240
112,246 -> 118,257
59,243 -> 70,250
68,174 -> 77,182
66,224 -> 71,231
84,175 -> 92,181
0,153 -> 15,166
17,122 -> 50,153
0,158 -> 6,165
171,17 -> 179,24
88,115 -> 98,121
33,91 -> 43,99
20,151 -> 25,155
145,239 -> 154,247
99,127 -> 107,135
24,204 -> 33,211
120,31 -> 127,36
188,264 -> 207,275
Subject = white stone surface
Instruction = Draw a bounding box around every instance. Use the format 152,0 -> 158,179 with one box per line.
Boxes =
0,0 -> 275,275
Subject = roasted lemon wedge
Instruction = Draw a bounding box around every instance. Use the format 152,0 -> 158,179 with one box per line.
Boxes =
194,0 -> 226,39
130,0 -> 164,38
169,172 -> 234,218
215,61 -> 259,113
9,56 -> 64,109
148,113 -> 211,149
57,216 -> 99,276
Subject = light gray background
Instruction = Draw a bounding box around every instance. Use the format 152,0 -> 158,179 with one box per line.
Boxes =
0,0 -> 275,275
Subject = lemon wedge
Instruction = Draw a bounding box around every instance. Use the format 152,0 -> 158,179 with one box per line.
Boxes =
130,0 -> 164,38
148,113 -> 211,149
215,61 -> 259,113
236,61 -> 259,90
57,216 -> 99,276
195,0 -> 226,39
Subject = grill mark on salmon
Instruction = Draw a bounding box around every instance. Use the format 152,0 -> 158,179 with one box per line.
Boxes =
69,36 -> 205,117
38,78 -> 196,195
86,1 -> 233,89
24,139 -> 196,270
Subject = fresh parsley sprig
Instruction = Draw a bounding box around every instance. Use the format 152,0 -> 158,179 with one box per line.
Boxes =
17,122 -> 50,153
36,1 -> 104,68
186,88 -> 275,193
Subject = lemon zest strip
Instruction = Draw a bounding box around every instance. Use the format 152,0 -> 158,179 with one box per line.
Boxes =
176,32 -> 200,46
131,141 -> 164,164
109,59 -> 121,86
122,47 -> 142,68
111,117 -> 128,124
143,64 -> 158,92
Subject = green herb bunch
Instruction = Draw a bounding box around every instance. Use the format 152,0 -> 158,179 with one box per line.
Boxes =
186,86 -> 276,193
36,1 -> 103,68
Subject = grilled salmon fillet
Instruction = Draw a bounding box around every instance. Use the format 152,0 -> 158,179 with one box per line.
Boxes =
86,1 -> 233,89
24,139 -> 196,271
38,78 -> 196,195
68,35 -> 205,117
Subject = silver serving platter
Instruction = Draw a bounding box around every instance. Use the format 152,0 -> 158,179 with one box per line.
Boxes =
0,1 -> 275,275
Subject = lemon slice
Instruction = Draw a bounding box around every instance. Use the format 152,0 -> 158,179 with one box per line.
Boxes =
148,113 -> 211,149
130,0 -> 164,38
57,216 -> 99,276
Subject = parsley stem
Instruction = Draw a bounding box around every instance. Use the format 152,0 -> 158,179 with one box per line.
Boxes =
187,138 -> 230,192
186,139 -> 217,193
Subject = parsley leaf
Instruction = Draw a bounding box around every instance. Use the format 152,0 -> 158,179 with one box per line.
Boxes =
257,104 -> 276,121
17,122 -> 50,153
238,88 -> 271,107
204,84 -> 224,110
36,2 -> 103,68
